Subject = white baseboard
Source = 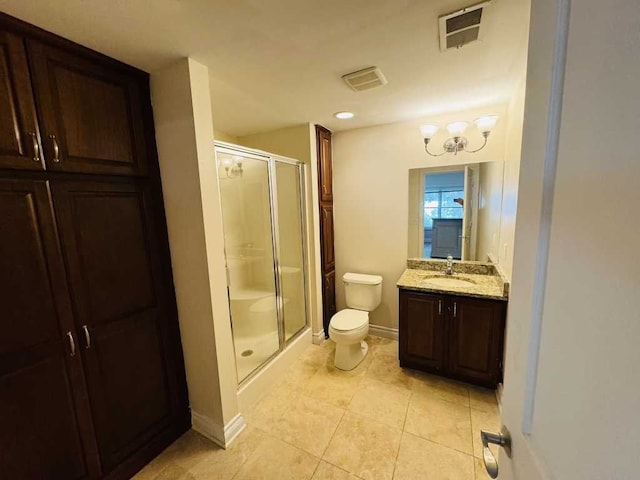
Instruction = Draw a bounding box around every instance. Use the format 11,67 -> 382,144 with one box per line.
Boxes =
191,411 -> 246,449
312,329 -> 325,345
369,324 -> 399,340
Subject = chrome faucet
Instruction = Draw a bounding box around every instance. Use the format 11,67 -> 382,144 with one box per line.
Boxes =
445,255 -> 454,275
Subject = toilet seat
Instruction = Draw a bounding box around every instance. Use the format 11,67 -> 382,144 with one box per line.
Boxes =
329,309 -> 368,331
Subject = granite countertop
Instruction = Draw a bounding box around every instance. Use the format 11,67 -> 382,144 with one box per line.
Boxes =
396,258 -> 509,301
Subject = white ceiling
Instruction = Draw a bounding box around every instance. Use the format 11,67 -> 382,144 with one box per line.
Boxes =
0,0 -> 530,136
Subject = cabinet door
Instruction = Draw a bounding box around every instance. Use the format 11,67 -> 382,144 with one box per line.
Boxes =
0,31 -> 44,170
322,270 -> 337,332
27,40 -> 148,175
316,126 -> 333,202
51,179 -> 186,474
320,204 -> 335,271
0,179 -> 98,479
447,296 -> 505,386
399,290 -> 446,370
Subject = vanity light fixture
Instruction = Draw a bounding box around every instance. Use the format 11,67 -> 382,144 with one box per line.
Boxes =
420,115 -> 498,156
335,111 -> 355,119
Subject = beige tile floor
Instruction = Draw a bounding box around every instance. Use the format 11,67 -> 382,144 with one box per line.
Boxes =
134,336 -> 501,480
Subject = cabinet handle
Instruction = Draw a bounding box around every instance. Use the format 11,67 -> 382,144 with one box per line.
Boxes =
50,135 -> 60,162
67,331 -> 76,357
438,300 -> 442,315
29,132 -> 40,162
453,302 -> 457,317
82,325 -> 91,349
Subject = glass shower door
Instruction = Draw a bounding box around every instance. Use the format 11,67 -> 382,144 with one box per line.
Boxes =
216,149 -> 280,382
273,160 -> 307,341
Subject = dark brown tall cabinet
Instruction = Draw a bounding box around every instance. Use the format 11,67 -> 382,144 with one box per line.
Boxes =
316,125 -> 336,335
0,13 -> 189,480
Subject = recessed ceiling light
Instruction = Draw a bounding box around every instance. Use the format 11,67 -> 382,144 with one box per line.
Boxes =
335,111 -> 355,119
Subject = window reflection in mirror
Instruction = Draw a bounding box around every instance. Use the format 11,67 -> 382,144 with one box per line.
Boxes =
408,161 -> 504,262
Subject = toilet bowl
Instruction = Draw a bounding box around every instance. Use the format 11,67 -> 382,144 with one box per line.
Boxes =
329,272 -> 382,371
329,309 -> 369,370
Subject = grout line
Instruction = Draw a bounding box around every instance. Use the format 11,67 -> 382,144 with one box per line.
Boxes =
319,408 -> 347,459
401,397 -> 475,458
308,457 -> 322,480
401,390 -> 412,431
321,457 -> 367,480
391,426 -> 404,480
468,394 -> 476,478
405,430 -> 476,459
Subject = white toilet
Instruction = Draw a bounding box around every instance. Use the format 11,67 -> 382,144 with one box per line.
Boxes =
329,272 -> 383,370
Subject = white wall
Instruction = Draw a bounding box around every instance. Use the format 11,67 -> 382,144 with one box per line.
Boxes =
332,105 -> 510,329
151,58 -> 242,447
498,79 -> 527,279
237,124 -> 324,339
238,125 -> 312,166
214,129 -> 238,144
477,160 -> 506,262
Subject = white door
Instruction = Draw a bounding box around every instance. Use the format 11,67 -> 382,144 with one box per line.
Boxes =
485,1 -> 640,479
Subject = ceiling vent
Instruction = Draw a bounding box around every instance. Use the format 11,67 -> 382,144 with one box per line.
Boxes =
342,66 -> 387,92
439,1 -> 491,52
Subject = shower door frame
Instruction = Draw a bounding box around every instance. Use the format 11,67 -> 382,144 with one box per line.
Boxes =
270,154 -> 310,347
214,142 -> 310,386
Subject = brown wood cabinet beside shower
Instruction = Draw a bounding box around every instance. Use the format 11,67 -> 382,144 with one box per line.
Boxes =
0,12 -> 189,480
316,125 -> 336,335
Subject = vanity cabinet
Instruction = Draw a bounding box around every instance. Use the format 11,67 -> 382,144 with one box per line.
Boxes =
399,289 -> 506,388
399,291 -> 446,371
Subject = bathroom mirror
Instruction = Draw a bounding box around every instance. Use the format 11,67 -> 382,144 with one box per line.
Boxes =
407,161 -> 505,262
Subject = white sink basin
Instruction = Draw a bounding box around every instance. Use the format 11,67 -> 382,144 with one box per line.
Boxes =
421,276 -> 476,288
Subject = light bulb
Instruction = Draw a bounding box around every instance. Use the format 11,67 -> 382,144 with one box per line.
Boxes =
220,157 -> 233,169
474,115 -> 499,133
335,111 -> 355,119
420,124 -> 440,139
446,121 -> 469,136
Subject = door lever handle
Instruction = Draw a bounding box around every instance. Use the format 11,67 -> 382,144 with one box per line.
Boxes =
481,426 -> 511,479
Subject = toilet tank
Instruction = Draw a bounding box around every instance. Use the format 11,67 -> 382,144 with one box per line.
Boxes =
343,272 -> 383,311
